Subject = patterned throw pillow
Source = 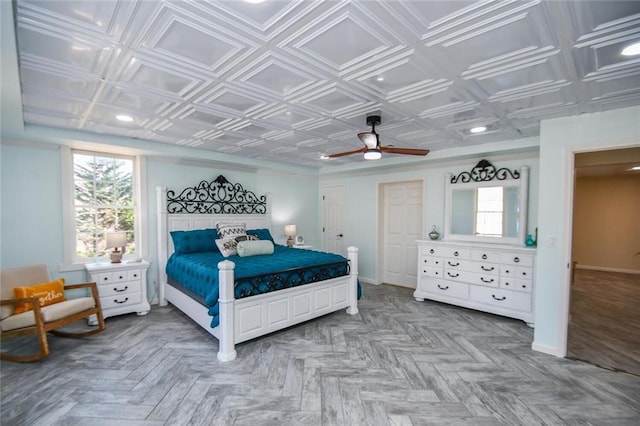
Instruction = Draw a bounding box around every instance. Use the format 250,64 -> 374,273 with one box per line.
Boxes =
216,223 -> 247,239
13,278 -> 66,314
215,238 -> 239,257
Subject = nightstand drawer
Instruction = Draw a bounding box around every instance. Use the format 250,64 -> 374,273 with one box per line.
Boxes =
99,280 -> 142,297
101,291 -> 142,310
94,269 -> 142,284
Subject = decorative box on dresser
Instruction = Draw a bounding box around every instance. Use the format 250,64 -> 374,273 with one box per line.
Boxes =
85,260 -> 151,324
414,240 -> 536,325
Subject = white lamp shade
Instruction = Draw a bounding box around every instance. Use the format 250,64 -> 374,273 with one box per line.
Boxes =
284,224 -> 297,237
105,232 -> 128,249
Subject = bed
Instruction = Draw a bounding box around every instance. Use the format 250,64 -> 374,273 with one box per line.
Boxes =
156,175 -> 359,362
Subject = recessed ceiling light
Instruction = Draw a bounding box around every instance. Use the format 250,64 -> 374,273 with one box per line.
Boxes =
376,76 -> 384,82
116,114 -> 134,122
470,126 -> 487,133
621,42 -> 640,56
245,0 -> 265,3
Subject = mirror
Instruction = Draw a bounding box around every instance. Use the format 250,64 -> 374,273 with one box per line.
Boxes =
444,160 -> 529,245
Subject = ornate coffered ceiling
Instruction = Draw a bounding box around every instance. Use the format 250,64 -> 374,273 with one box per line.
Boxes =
9,0 -> 640,168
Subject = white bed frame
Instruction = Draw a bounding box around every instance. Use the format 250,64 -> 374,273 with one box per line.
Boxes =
156,179 -> 359,362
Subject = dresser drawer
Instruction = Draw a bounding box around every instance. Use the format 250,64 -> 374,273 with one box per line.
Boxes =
444,269 -> 499,287
470,250 -> 503,263
423,279 -> 469,299
420,256 -> 444,268
469,286 -> 531,312
422,246 -> 469,259
500,265 -> 533,280
99,280 -> 142,297
101,291 -> 142,310
501,277 -> 532,293
420,265 -> 444,278
501,253 -> 534,267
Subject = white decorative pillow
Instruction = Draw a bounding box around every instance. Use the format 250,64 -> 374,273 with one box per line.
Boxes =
216,223 -> 246,239
215,238 -> 238,257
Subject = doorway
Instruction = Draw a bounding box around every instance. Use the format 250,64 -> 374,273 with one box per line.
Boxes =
567,148 -> 640,375
380,180 -> 423,288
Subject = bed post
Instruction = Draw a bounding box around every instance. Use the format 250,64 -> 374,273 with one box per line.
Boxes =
156,186 -> 168,307
217,260 -> 237,362
346,246 -> 359,315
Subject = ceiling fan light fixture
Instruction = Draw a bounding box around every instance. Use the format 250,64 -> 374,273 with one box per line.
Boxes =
364,149 -> 382,160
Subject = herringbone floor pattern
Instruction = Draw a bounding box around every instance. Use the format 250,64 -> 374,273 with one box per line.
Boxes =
1,283 -> 639,425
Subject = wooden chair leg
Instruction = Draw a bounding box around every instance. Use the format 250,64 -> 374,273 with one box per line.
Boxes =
0,320 -> 50,363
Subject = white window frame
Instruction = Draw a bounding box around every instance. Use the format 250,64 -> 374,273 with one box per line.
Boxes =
60,146 -> 148,271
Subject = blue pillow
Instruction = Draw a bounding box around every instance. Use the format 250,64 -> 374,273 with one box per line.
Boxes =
246,228 -> 274,242
170,229 -> 218,254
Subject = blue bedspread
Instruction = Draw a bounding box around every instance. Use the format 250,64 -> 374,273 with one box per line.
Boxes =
166,245 -> 352,327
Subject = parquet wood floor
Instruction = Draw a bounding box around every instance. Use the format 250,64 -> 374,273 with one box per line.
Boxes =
1,283 -> 639,425
567,269 -> 640,376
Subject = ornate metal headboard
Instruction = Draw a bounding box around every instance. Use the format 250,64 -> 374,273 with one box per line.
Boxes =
166,175 -> 267,214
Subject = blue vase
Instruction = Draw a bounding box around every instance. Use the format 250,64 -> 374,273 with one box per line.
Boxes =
525,234 -> 536,247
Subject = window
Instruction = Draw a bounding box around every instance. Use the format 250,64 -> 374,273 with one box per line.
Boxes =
71,150 -> 136,262
475,186 -> 503,237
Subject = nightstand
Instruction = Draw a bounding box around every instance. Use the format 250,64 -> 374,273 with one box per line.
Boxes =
85,260 -> 151,324
293,244 -> 313,250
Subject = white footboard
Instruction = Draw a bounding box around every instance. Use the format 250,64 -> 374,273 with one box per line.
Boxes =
217,246 -> 359,362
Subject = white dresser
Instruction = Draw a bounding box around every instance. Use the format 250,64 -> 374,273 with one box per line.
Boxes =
414,240 -> 536,324
85,260 -> 151,323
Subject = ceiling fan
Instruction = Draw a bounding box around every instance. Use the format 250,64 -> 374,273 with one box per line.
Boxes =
326,115 -> 430,160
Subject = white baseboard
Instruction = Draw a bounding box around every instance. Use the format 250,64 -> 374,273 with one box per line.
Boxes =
575,264 -> 640,274
358,277 -> 379,286
531,341 -> 565,357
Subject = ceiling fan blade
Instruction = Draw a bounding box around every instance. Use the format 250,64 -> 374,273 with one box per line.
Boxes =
380,146 -> 430,156
325,147 -> 367,158
357,132 -> 378,149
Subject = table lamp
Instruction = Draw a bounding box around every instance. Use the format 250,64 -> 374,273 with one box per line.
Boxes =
284,224 -> 297,248
105,231 -> 128,263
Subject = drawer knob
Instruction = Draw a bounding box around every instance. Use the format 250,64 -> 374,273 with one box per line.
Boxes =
522,285 -> 527,289
505,269 -> 510,273
113,286 -> 128,293
482,254 -> 487,260
505,282 -> 510,286
521,272 -> 527,276
437,284 -> 449,290
429,249 -> 435,254
132,274 -> 138,278
114,297 -> 129,304
492,294 -> 507,301
514,257 -> 520,263
103,277 -> 108,281
447,272 -> 459,278
119,275 -> 124,279
453,251 -> 459,256
481,277 -> 494,283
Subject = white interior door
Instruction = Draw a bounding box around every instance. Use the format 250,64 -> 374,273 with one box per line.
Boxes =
322,185 -> 346,256
382,181 -> 423,288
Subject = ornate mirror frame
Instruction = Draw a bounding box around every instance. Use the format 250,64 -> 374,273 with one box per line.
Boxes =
443,159 -> 529,246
